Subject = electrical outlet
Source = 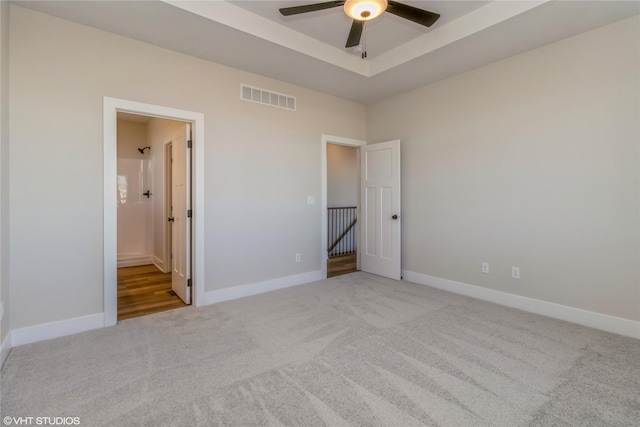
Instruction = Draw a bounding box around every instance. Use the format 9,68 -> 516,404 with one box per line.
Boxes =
512,267 -> 520,279
295,253 -> 301,263
482,262 -> 490,274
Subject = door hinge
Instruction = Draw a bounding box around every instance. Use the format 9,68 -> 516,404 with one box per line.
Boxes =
187,209 -> 192,218
187,140 -> 192,148
187,278 -> 192,287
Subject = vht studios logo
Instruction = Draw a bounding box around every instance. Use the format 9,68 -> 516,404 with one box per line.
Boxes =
3,417 -> 80,426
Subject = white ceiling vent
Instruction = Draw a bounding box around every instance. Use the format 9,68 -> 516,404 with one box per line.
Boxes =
241,84 -> 296,111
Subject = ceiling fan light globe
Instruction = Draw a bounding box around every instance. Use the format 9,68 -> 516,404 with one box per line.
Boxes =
344,0 -> 388,21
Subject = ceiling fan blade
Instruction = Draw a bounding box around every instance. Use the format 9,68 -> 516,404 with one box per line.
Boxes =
386,1 -> 440,27
345,20 -> 363,48
279,1 -> 345,16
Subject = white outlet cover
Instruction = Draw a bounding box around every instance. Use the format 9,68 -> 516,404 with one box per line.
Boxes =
482,262 -> 489,273
307,196 -> 315,205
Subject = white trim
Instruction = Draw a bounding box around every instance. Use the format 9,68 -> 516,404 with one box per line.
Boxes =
403,270 -> 640,340
104,98 -> 117,327
204,270 -> 322,305
166,0 -> 367,76
117,255 -> 152,268
162,141 -> 172,274
152,256 -> 166,273
321,135 -> 366,279
1,331 -> 11,368
11,314 -> 104,347
370,1 -> 549,75
103,97 -> 205,327
165,0 -> 548,78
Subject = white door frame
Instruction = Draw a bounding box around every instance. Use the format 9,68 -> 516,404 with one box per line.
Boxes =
103,97 -> 205,327
321,134 -> 366,279
163,141 -> 173,274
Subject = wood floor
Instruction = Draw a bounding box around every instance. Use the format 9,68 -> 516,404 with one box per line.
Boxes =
118,264 -> 187,320
118,257 -> 353,320
327,253 -> 357,278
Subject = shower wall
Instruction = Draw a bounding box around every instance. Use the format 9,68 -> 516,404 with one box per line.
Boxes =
117,119 -> 153,267
117,158 -> 153,266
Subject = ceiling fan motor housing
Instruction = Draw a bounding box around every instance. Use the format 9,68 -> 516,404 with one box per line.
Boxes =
344,0 -> 388,21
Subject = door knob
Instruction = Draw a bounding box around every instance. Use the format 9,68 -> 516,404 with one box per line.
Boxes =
168,217 -> 175,222
392,214 -> 398,220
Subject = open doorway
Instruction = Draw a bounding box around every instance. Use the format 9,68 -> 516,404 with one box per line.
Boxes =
321,135 -> 366,278
116,112 -> 191,320
104,97 -> 204,327
322,136 -> 402,281
326,143 -> 359,277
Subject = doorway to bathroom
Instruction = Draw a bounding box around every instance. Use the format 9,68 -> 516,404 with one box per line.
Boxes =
116,112 -> 191,320
104,97 -> 204,327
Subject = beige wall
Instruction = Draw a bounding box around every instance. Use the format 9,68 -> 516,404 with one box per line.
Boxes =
6,4 -> 638,334
327,144 -> 358,208
0,0 -> 9,346
9,5 -> 366,329
367,16 -> 640,321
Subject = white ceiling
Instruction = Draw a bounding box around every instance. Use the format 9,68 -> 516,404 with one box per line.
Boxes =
231,1 -> 492,58
15,0 -> 640,104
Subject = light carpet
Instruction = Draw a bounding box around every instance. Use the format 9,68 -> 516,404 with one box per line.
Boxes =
2,272 -> 639,426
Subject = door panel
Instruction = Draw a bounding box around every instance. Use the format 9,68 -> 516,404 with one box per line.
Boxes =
381,186 -> 393,260
364,187 -> 377,256
171,123 -> 191,304
360,140 -> 401,280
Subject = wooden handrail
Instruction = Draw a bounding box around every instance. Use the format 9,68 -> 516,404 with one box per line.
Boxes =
328,218 -> 357,254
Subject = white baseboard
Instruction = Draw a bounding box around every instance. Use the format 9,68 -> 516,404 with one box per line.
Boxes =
402,270 -> 640,340
7,271 -> 323,348
11,313 -> 105,347
1,331 -> 11,369
117,255 -> 152,268
205,270 -> 323,305
152,256 -> 167,273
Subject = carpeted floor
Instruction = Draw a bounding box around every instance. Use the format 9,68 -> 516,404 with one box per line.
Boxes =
2,272 -> 639,426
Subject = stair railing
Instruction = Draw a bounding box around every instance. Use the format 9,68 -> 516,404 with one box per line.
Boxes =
328,207 -> 357,258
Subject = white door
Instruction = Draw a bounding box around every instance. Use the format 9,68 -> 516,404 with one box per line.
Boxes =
360,140 -> 401,280
171,123 -> 191,304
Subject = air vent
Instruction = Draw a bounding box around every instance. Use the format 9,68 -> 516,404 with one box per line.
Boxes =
241,84 -> 296,111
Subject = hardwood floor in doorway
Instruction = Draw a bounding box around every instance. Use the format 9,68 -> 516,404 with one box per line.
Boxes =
327,254 -> 357,278
118,264 -> 187,320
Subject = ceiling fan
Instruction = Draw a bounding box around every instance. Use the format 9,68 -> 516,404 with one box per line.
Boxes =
279,0 -> 440,54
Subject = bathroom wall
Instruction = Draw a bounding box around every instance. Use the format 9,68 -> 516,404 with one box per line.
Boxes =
116,119 -> 153,267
